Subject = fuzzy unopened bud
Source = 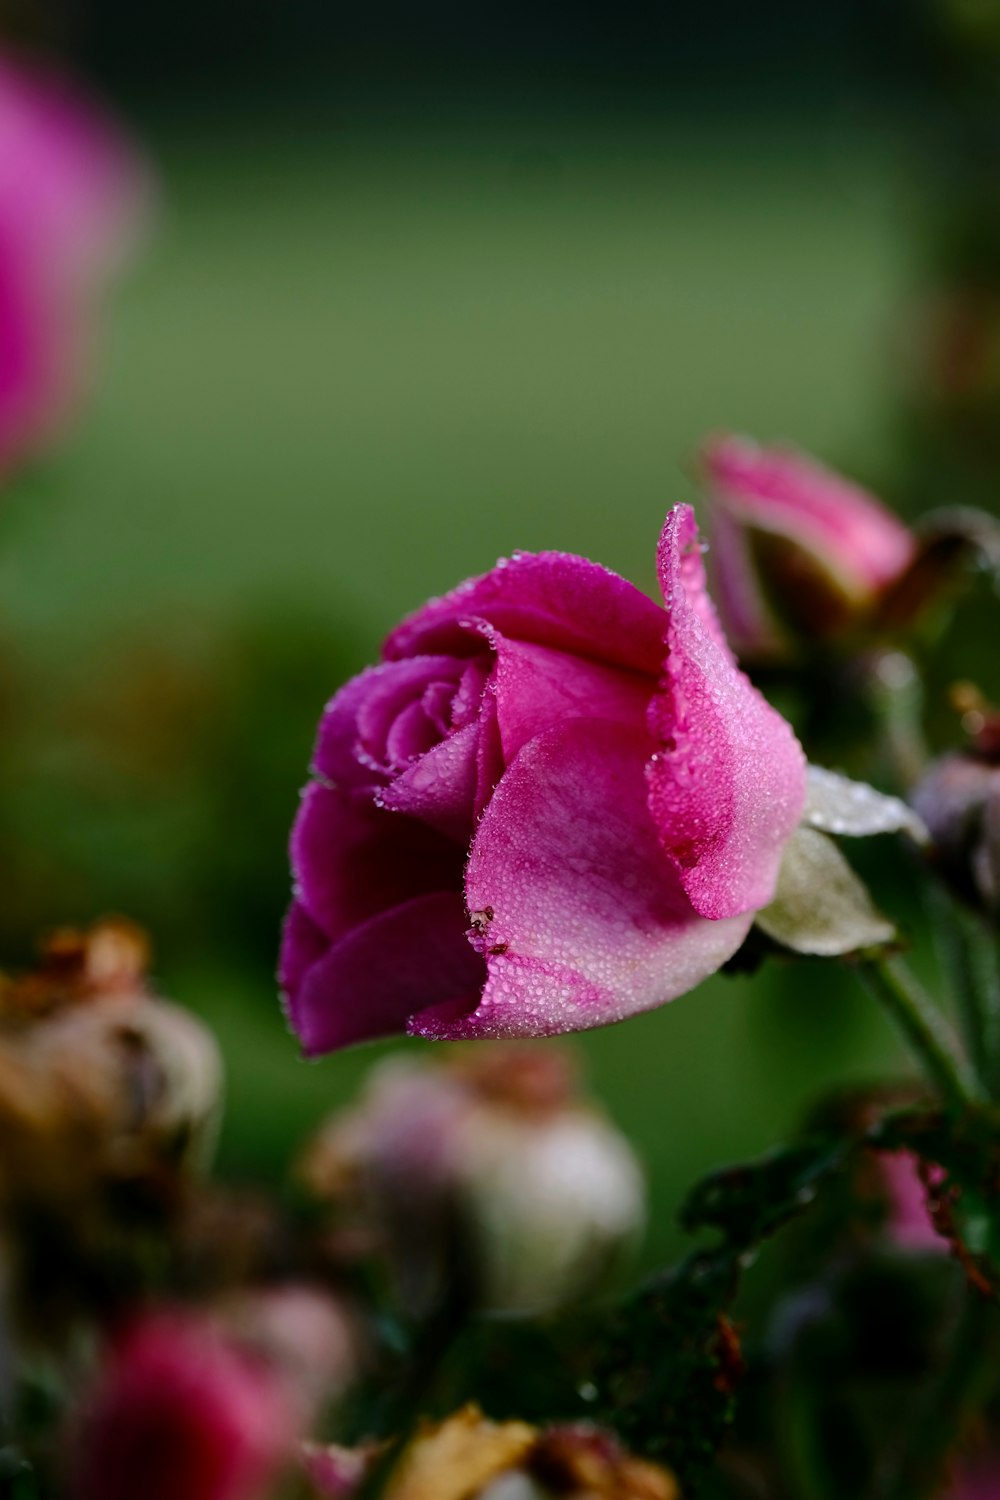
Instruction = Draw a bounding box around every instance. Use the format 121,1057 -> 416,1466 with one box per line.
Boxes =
302,1048 -> 644,1318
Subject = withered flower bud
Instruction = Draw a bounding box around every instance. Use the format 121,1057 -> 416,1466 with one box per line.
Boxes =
0,921 -> 222,1338
0,920 -> 222,1205
301,1048 -> 644,1319
304,1406 -> 678,1500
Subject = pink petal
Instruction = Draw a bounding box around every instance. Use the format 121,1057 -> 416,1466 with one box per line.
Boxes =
474,681 -> 504,817
703,435 -> 915,600
410,718 -> 751,1041
648,505 -> 806,920
384,550 -> 666,676
291,782 -> 464,941
312,666 -> 392,791
378,721 -> 480,841
356,656 -> 462,772
313,656 -> 463,790
490,637 -> 652,764
286,892 -> 486,1054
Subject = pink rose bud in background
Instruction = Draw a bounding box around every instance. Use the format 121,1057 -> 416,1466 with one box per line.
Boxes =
281,503 -> 805,1052
875,1149 -> 948,1254
301,1047 -> 645,1316
0,51 -> 148,478
700,435 -> 917,661
68,1308 -> 299,1500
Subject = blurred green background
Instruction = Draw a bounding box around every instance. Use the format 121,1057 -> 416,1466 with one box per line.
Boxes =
3,0 -> 999,1266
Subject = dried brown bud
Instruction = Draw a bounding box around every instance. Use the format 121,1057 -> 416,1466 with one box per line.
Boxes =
0,916 -> 150,1023
305,1407 -> 679,1500
0,921 -> 222,1340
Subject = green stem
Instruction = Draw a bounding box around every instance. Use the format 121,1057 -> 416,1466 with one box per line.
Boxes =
856,956 -> 985,1110
927,885 -> 1000,1099
355,1301 -> 463,1500
869,1289 -> 1000,1500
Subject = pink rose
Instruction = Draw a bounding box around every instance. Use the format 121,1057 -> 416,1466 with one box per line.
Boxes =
0,52 -> 147,476
701,435 -> 916,660
281,504 -> 806,1052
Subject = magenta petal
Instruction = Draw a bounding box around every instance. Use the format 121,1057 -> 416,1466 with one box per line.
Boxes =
384,551 -> 666,675
292,783 -> 464,940
286,892 -> 486,1054
647,505 -> 806,920
280,899 -> 330,1001
378,722 -> 480,841
491,638 -> 652,763
410,717 -> 751,1041
312,657 -> 460,789
312,667 -> 393,791
703,435 -> 916,600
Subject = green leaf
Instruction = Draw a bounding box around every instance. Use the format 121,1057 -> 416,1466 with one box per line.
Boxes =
755,827 -> 896,957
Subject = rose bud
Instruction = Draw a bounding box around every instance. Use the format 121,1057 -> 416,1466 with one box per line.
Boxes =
700,435 -> 916,661
0,52 -> 149,477
67,1308 -> 299,1500
911,746 -> 1000,917
281,503 -> 805,1052
301,1047 -> 644,1317
304,1406 -> 678,1500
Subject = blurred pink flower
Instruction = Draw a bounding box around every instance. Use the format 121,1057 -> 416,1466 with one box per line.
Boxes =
0,52 -> 147,477
69,1299 -> 341,1500
701,435 -> 916,660
876,1149 -> 947,1254
281,503 -> 805,1052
